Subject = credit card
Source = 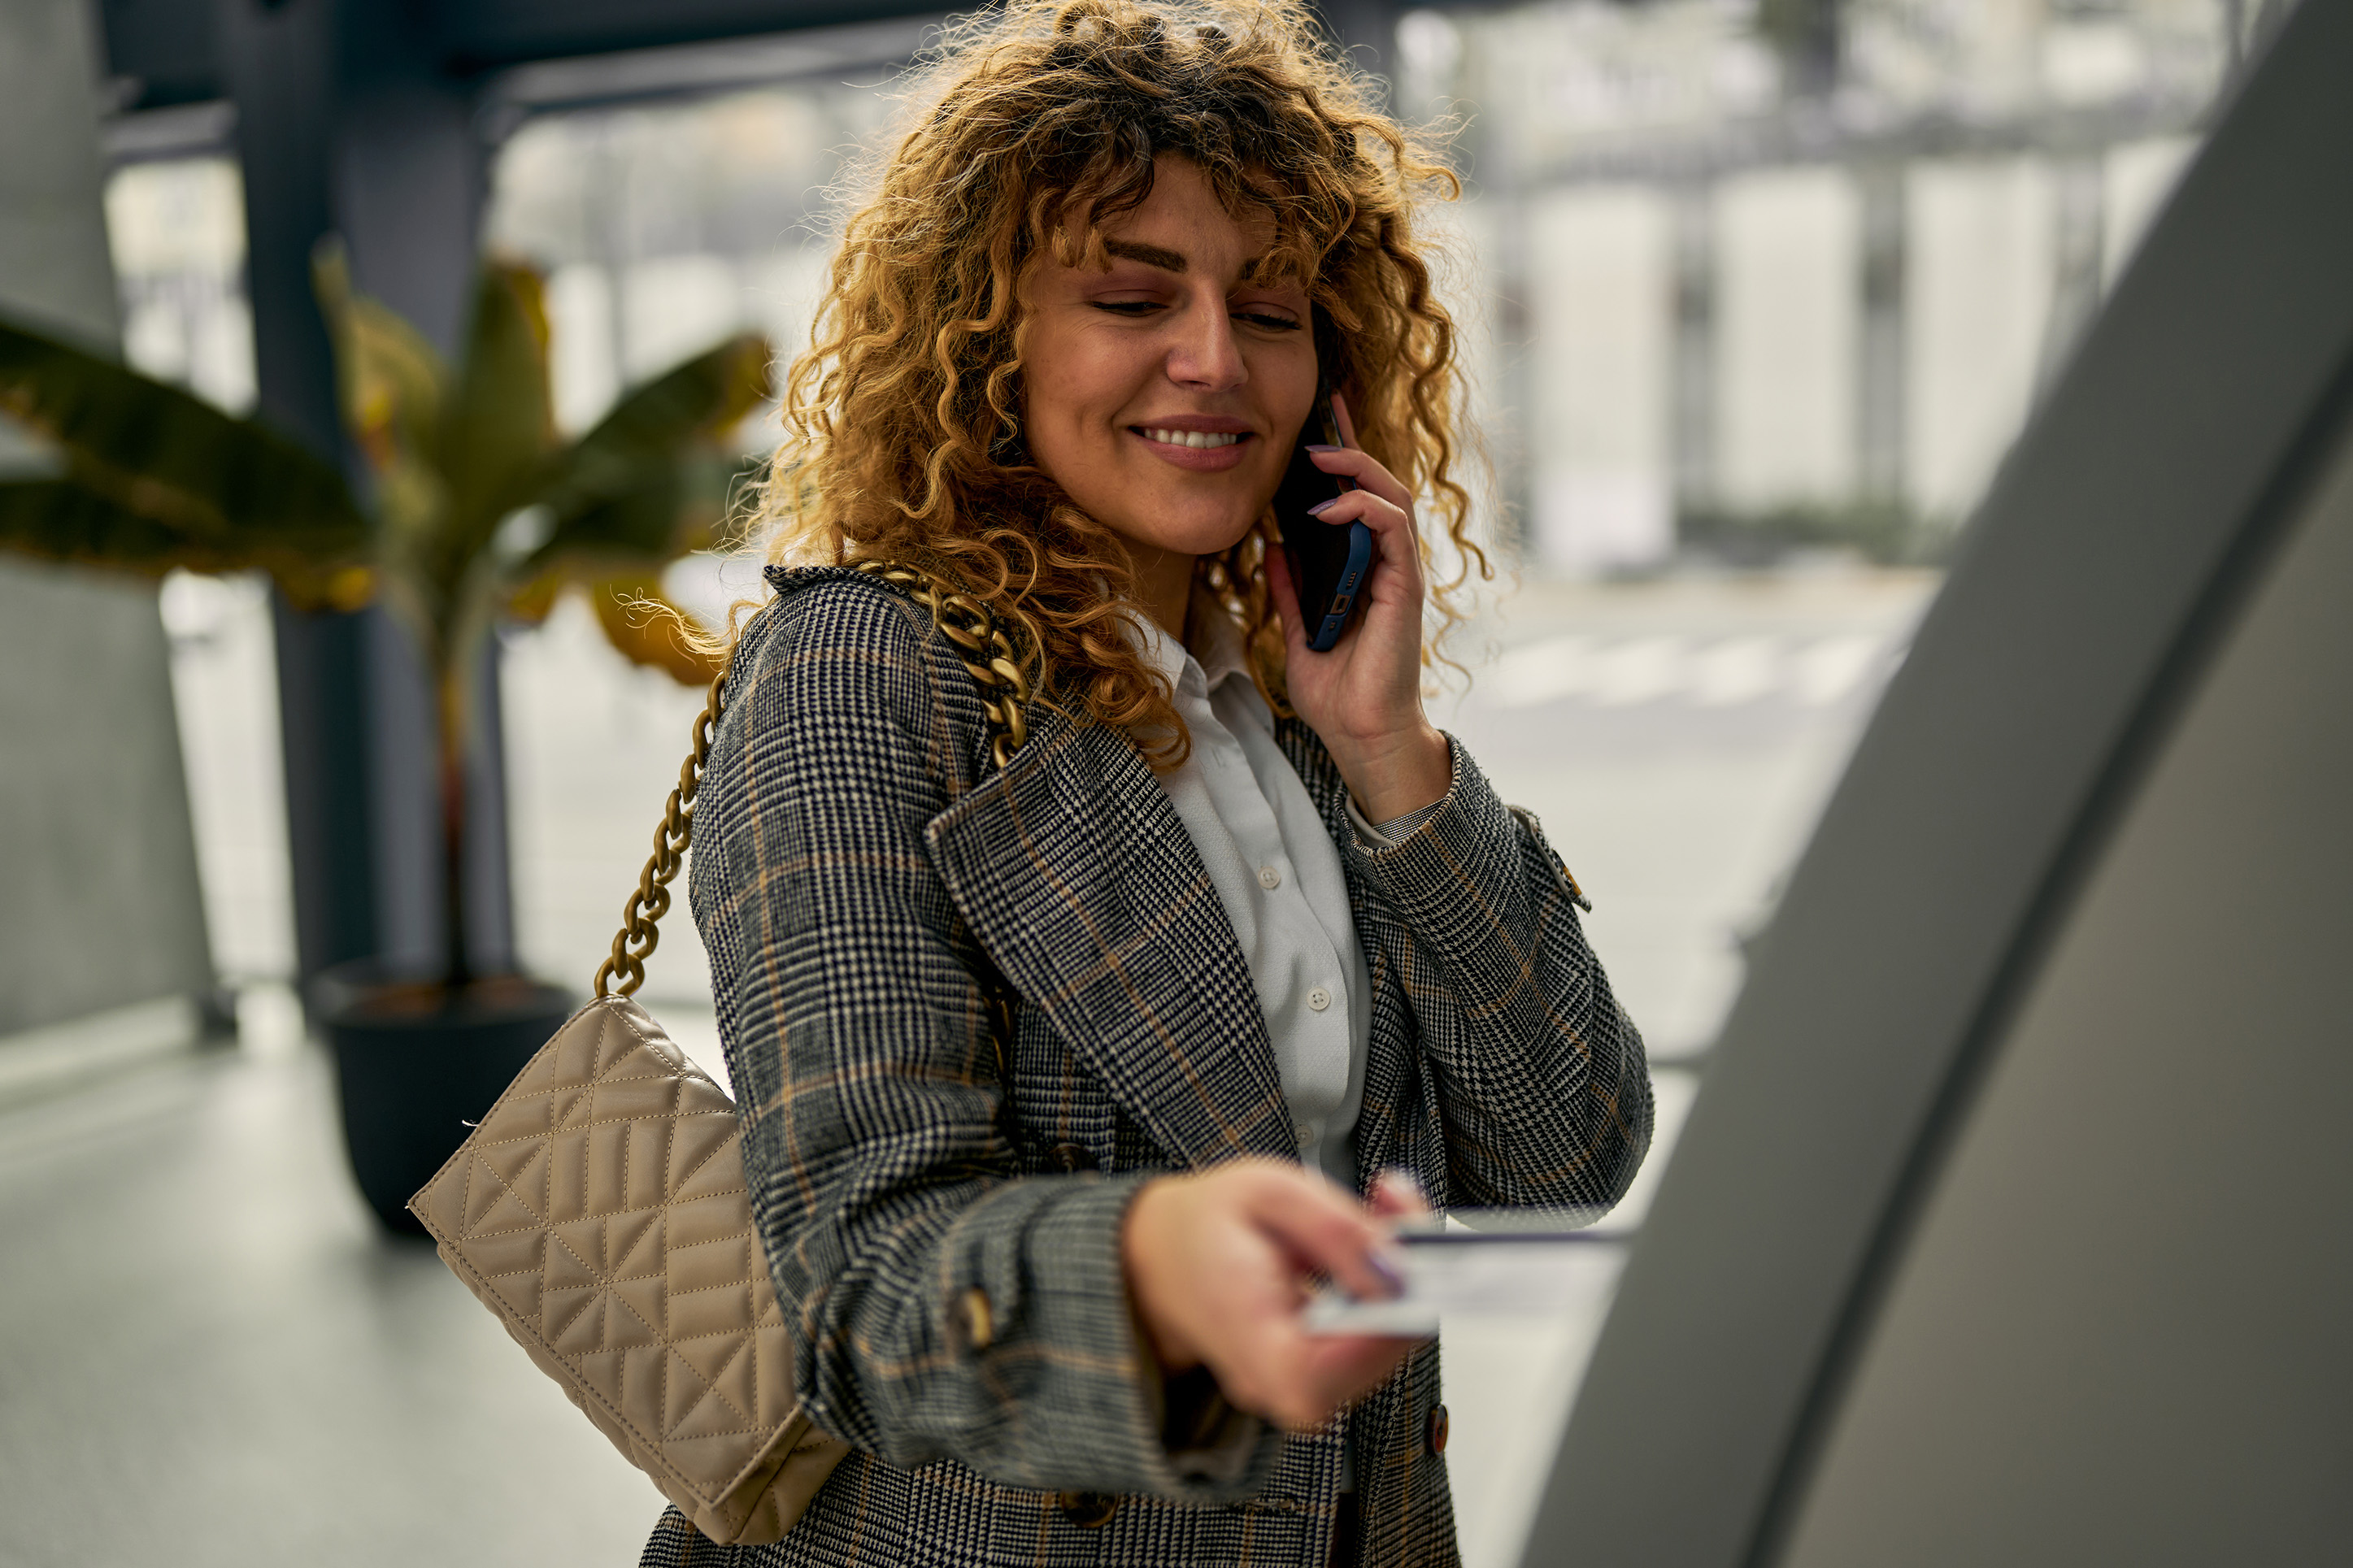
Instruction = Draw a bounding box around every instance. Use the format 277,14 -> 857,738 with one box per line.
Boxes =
1303,1214 -> 1630,1336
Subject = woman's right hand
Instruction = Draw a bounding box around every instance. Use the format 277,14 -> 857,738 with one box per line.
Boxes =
1121,1159 -> 1429,1431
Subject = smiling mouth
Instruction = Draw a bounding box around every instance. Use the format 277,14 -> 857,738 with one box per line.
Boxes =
1136,427 -> 1246,450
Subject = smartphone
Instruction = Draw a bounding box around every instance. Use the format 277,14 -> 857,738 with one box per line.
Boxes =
1272,378 -> 1374,653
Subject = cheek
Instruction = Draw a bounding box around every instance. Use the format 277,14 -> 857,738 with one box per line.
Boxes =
1281,354 -> 1321,434
1026,323 -> 1124,433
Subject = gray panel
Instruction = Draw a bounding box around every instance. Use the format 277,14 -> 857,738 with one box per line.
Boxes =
0,0 -> 120,347
1518,3 -> 2353,1564
0,559 -> 215,1034
0,0 -> 214,1036
1781,371 -> 2353,1568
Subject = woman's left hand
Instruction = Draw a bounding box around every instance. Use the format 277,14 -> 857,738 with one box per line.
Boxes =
1265,397 -> 1451,823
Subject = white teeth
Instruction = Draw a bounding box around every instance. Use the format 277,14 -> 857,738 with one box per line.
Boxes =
1142,428 -> 1241,449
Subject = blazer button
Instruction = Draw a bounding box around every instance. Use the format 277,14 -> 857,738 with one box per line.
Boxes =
1059,1490 -> 1118,1528
1424,1404 -> 1451,1456
1048,1141 -> 1091,1174
957,1286 -> 994,1351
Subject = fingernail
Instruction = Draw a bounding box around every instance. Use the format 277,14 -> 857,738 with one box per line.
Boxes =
1305,443 -> 1343,453
1307,497 -> 1339,515
1377,1167 -> 1427,1205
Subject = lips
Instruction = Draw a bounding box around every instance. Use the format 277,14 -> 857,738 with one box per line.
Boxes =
1130,424 -> 1253,471
1137,427 -> 1243,450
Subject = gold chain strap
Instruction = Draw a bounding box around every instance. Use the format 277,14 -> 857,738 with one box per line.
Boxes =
594,667 -> 724,1000
848,558 -> 1033,769
594,560 -> 1033,999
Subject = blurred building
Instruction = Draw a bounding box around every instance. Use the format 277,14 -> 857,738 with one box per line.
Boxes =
99,0 -> 2246,994
1407,0 -> 2226,571
111,1 -> 2235,585
92,0 -> 2254,983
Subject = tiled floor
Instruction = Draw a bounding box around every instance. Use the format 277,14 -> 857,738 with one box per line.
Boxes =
0,992 -> 662,1565
0,565 -> 1936,1566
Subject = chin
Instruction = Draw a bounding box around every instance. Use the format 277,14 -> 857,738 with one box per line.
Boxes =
1134,510 -> 1263,559
1124,483 -> 1268,551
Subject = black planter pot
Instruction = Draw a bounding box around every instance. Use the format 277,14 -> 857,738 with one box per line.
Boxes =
316,963 -> 574,1236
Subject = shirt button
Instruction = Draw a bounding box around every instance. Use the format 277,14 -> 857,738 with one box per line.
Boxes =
1295,1123 -> 1315,1149
1257,865 -> 1282,890
1307,987 -> 1332,1012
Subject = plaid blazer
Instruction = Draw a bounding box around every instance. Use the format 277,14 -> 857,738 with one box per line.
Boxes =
639,567 -> 1651,1568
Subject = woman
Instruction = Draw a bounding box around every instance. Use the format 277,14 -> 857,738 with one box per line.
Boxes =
645,2 -> 1651,1563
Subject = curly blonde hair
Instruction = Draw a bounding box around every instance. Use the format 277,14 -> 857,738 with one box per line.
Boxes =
757,0 -> 1487,762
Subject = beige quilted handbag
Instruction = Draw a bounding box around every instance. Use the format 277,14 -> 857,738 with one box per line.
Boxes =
407,562 -> 1033,1545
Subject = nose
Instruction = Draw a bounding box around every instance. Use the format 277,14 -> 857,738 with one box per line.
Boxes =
1164,293 -> 1246,392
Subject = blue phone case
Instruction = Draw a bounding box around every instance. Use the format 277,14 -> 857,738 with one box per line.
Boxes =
1306,522 -> 1375,651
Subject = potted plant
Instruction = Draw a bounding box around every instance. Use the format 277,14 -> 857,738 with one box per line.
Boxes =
0,253 -> 770,1231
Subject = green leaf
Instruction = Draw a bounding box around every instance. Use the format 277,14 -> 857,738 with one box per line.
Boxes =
312,242 -> 447,497
0,477 -> 189,567
536,332 -> 771,557
0,317 -> 368,555
438,260 -> 557,571
537,472 -> 690,561
532,452 -> 758,573
585,577 -> 723,684
0,478 -> 368,606
503,559 -> 723,685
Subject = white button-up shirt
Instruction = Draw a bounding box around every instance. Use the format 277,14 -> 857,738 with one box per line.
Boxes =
1130,602 -> 1373,1190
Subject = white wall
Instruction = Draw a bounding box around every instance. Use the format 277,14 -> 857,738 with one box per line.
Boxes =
1716,166 -> 1861,510
1527,185 -> 1675,572
1907,156 -> 2056,520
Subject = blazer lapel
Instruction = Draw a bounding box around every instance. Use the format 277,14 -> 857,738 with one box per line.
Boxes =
924,708 -> 1296,1169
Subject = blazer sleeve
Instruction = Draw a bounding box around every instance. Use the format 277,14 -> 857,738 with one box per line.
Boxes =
692,580 -> 1275,1501
1346,733 -> 1655,1214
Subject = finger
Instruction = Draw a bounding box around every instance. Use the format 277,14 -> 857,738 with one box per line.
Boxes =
1246,1172 -> 1399,1305
1331,389 -> 1361,449
1368,1168 -> 1430,1219
1305,490 -> 1421,597
1302,1331 -> 1424,1396
1263,541 -> 1312,661
1266,1331 -> 1423,1431
1302,488 -> 1408,543
1220,1305 -> 1416,1429
1307,445 -> 1412,516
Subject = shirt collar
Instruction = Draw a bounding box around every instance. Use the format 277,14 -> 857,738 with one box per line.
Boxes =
1186,593 -> 1253,693
1126,590 -> 1253,700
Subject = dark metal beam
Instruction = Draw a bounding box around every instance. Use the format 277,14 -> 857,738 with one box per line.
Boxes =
420,0 -> 943,72
212,0 -> 508,990
212,0 -> 380,987
100,0 -> 216,110
111,0 -> 1429,111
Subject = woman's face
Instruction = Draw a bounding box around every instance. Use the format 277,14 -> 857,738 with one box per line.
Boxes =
1020,156 -> 1320,570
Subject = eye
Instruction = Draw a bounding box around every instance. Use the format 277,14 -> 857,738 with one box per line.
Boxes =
1090,299 -> 1163,317
1234,309 -> 1303,332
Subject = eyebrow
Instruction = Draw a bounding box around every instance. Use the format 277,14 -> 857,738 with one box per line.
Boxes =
1103,239 -> 1188,273
1099,238 -> 1267,282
